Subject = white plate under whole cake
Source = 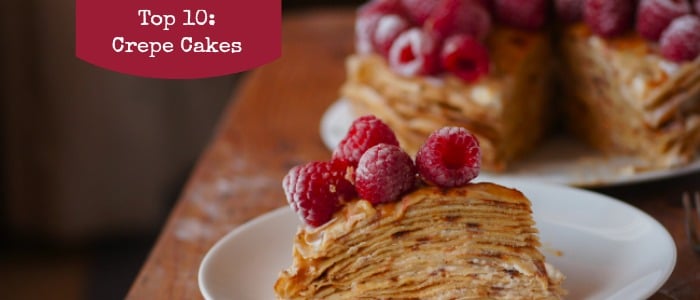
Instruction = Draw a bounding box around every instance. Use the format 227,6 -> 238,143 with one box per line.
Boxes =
320,99 -> 700,187
198,179 -> 676,300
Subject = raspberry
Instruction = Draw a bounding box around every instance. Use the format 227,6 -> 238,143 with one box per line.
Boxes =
425,0 -> 492,41
372,14 -> 412,56
400,0 -> 441,25
415,127 -> 481,187
695,0 -> 700,14
356,0 -> 407,54
660,15 -> 700,62
388,28 -> 441,76
583,0 -> 634,37
332,115 -> 400,167
636,0 -> 691,41
356,14 -> 382,54
440,34 -> 490,82
283,162 -> 357,227
555,0 -> 584,23
493,0 -> 549,30
355,144 -> 416,204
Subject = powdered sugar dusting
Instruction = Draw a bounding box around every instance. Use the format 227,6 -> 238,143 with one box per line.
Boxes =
658,59 -> 679,74
174,218 -> 217,242
221,175 -> 278,195
189,171 -> 278,222
374,14 -> 409,46
653,0 -> 691,11
665,14 -> 700,34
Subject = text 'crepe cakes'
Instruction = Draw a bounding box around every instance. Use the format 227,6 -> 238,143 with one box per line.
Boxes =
274,183 -> 566,299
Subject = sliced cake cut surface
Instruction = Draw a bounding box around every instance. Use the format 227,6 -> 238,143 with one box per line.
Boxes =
560,23 -> 700,169
274,182 -> 566,299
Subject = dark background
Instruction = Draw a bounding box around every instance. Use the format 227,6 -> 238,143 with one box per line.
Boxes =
0,1 -> 361,299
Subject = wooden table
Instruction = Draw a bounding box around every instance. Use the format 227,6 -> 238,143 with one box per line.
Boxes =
127,8 -> 700,300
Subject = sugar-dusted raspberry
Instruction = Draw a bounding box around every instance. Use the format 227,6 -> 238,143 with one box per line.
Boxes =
400,0 -> 441,25
355,144 -> 416,204
440,34 -> 490,82
415,127 -> 481,187
583,0 -> 634,37
332,115 -> 400,167
660,15 -> 700,62
388,28 -> 441,76
355,0 -> 407,54
283,161 -> 357,227
355,14 -> 381,54
636,0 -> 692,41
555,0 -> 584,23
695,0 -> 700,14
356,14 -> 381,54
494,0 -> 549,30
424,0 -> 492,41
373,14 -> 412,56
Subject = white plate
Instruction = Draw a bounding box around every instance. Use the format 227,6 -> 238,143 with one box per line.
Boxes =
198,180 -> 676,300
320,99 -> 700,187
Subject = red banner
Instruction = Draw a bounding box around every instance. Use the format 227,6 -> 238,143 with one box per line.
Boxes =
76,0 -> 281,79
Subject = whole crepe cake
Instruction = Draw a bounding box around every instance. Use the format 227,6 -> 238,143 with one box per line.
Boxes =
341,0 -> 700,172
274,116 -> 566,299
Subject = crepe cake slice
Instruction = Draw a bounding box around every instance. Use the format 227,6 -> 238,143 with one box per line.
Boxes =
274,182 -> 566,299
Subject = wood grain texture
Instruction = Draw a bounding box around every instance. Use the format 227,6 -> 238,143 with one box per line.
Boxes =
127,8 -> 700,300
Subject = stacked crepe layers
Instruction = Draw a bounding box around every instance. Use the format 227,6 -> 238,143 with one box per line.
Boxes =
341,26 -> 554,172
560,23 -> 700,170
274,182 -> 566,299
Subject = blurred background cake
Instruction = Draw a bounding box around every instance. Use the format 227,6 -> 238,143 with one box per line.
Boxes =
341,0 -> 700,172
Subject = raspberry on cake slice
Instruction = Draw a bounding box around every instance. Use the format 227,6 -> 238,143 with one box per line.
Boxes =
415,126 -> 481,187
283,161 -> 356,227
582,0 -> 634,37
440,34 -> 491,83
332,114 -> 399,168
424,0 -> 492,41
636,0 -> 691,41
355,143 -> 416,204
659,15 -> 700,63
